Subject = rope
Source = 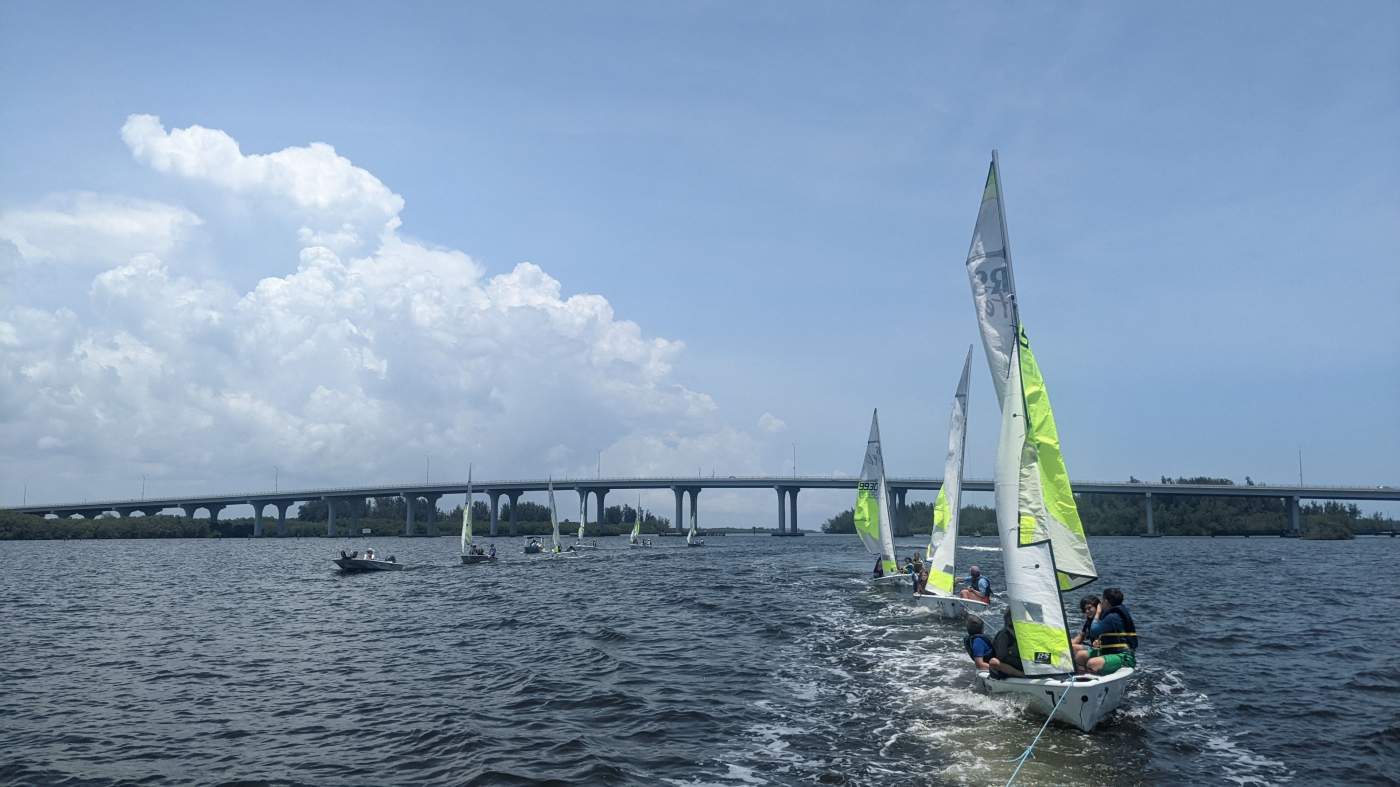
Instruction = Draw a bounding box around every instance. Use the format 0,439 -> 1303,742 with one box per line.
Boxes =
1005,684 -> 1074,787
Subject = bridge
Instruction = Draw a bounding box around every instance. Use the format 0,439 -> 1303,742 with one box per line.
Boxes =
12,477 -> 1398,538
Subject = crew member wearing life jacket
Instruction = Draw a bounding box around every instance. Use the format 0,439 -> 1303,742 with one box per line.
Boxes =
958,565 -> 992,602
1077,587 -> 1138,675
988,608 -> 1026,678
1071,594 -> 1101,664
962,615 -> 995,670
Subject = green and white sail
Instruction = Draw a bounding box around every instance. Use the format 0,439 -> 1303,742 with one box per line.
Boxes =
548,480 -> 562,552
968,153 -> 1097,676
467,462 -> 478,554
685,497 -> 697,545
854,409 -> 899,575
924,349 -> 972,594
631,495 -> 643,544
460,465 -> 474,555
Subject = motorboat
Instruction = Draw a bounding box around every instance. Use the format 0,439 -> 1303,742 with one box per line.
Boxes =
523,539 -> 543,554
334,550 -> 403,572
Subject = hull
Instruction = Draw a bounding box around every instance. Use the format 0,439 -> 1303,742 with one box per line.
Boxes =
570,543 -> 599,550
628,542 -> 653,548
979,668 -> 1134,732
687,540 -> 706,547
523,544 -> 543,554
871,574 -> 912,589
334,557 -> 403,572
460,554 -> 496,564
913,592 -> 988,618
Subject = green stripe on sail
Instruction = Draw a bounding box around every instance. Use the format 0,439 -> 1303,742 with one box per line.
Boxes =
1012,619 -> 1073,672
933,486 -> 951,533
882,559 -> 900,575
927,569 -> 954,594
983,160 -> 998,201
854,485 -> 882,553
1017,327 -> 1095,590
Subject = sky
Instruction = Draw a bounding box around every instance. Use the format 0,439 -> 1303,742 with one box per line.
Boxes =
2,2 -> 1397,525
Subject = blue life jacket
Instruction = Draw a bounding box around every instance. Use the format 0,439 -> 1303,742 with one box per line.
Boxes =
963,633 -> 995,662
1096,606 -> 1138,652
968,573 -> 992,597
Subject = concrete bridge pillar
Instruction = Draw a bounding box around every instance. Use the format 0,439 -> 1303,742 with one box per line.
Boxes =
506,491 -> 522,537
116,508 -> 138,519
488,491 -> 502,537
776,487 -> 787,533
207,504 -> 224,525
673,487 -> 684,533
404,494 -> 416,537
251,502 -> 264,537
1288,496 -> 1301,537
425,494 -> 441,537
325,497 -> 337,537
788,487 -> 799,535
180,504 -> 196,520
275,501 -> 290,537
350,499 -> 362,536
594,488 -> 609,535
1144,493 -> 1156,536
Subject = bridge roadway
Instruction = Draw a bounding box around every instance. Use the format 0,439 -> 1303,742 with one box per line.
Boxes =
13,476 -> 1398,538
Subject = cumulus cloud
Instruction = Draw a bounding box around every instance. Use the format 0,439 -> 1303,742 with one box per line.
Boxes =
757,412 -> 786,433
1,116 -> 772,507
121,114 -> 403,254
0,192 -> 202,266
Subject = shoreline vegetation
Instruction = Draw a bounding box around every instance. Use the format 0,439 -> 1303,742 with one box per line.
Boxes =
822,476 -> 1394,540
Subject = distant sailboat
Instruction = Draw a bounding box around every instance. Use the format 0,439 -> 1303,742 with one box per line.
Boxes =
630,495 -> 652,547
856,409 -> 905,586
572,491 -> 597,550
549,480 -> 564,553
966,152 -> 1129,731
686,493 -> 705,547
914,349 -> 978,615
460,465 -> 495,564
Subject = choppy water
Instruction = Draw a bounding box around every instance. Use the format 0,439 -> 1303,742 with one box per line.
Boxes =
2,535 -> 1397,786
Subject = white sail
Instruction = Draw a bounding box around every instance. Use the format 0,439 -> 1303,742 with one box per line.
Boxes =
925,349 -> 972,594
549,480 -> 561,552
631,495 -> 642,544
967,153 -> 1097,675
854,409 -> 899,574
460,465 -> 473,555
577,493 -> 586,543
686,498 -> 696,545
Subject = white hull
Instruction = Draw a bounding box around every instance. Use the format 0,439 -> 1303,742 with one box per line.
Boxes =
978,668 -> 1134,732
912,592 -> 988,618
334,557 -> 403,572
871,574 -> 912,589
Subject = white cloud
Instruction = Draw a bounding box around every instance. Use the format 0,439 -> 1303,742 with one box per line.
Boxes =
121,114 -> 402,254
757,412 -> 786,433
0,192 -> 202,266
0,116 -> 765,507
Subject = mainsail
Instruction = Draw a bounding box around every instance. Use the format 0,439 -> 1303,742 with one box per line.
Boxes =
968,152 -> 1097,676
631,495 -> 642,544
460,465 -> 474,555
854,409 -> 899,575
549,480 -> 561,552
925,349 -> 972,594
577,493 -> 586,543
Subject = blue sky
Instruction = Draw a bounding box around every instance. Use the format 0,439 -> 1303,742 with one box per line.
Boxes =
2,2 -> 1396,522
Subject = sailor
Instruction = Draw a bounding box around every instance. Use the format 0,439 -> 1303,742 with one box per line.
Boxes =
873,557 -> 885,578
958,565 -> 991,602
912,555 -> 928,594
488,544 -> 497,558
988,609 -> 1026,678
1077,587 -> 1137,675
1071,594 -> 1101,662
963,615 -> 996,670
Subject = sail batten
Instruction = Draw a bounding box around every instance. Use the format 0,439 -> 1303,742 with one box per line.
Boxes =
925,348 -> 972,594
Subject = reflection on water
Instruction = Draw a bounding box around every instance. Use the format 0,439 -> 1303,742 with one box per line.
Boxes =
2,534 -> 1395,785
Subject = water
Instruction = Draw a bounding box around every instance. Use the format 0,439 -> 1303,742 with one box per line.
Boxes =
2,535 -> 1397,786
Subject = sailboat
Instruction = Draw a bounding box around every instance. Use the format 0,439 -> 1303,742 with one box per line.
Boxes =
572,492 -> 598,550
548,480 -> 565,554
460,465 -> 495,564
685,494 -> 705,547
914,349 -> 979,616
966,152 -> 1131,731
629,495 -> 652,547
855,409 -> 906,586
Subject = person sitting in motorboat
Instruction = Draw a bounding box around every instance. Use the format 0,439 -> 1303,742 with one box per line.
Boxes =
988,608 -> 1026,678
364,547 -> 377,561
1071,594 -> 1101,663
963,615 -> 996,670
958,565 -> 991,602
1076,587 -> 1137,675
